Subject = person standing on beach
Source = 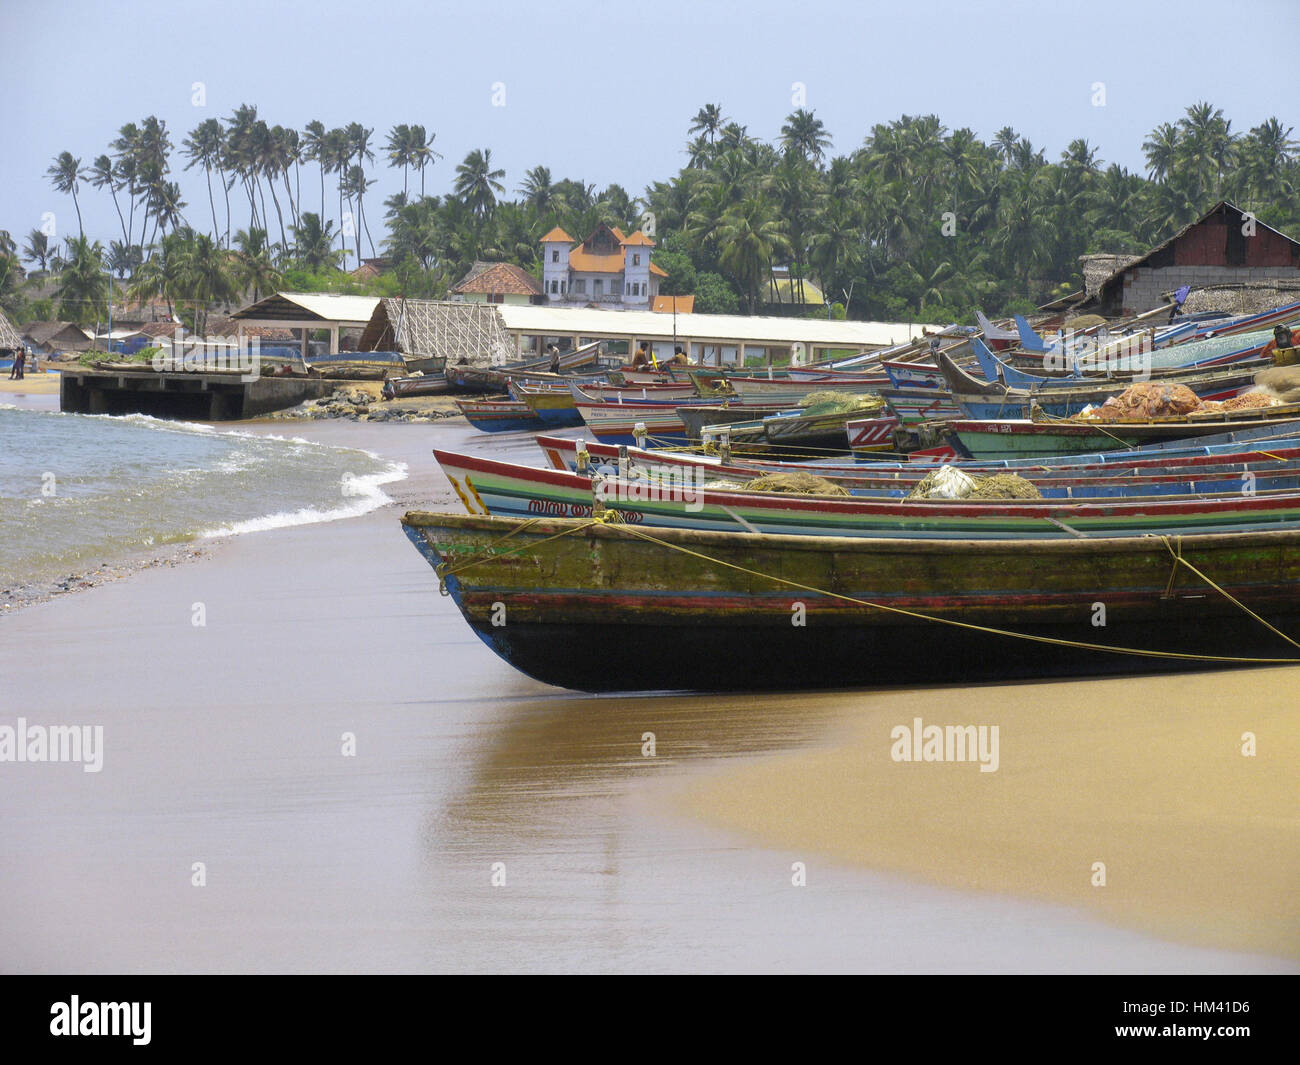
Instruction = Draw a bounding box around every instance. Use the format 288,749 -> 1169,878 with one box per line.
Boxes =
13,346 -> 25,380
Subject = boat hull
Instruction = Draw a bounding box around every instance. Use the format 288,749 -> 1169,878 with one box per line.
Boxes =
402,513 -> 1300,692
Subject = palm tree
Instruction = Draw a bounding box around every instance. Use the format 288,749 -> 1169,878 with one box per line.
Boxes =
22,229 -> 54,272
172,230 -> 239,334
519,165 -> 565,216
55,236 -> 108,324
345,123 -> 376,256
290,212 -> 342,270
47,152 -> 87,239
1142,122 -> 1180,184
713,196 -> 789,313
111,123 -> 143,246
89,154 -> 130,247
780,108 -> 832,166
232,227 -> 281,302
409,125 -> 442,197
454,148 -> 505,219
385,123 -> 414,196
301,120 -> 329,222
182,118 -> 226,243
689,103 -> 727,144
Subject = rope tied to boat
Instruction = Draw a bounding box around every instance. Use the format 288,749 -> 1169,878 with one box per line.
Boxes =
598,523 -> 1300,665
433,512 -> 622,595
428,513 -> 1300,664
1159,534 -> 1300,650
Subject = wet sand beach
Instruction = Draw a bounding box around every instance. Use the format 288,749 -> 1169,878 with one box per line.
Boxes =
1,400 -> 1296,972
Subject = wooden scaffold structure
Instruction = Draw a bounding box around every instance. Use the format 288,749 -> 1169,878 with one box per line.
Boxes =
361,298 -> 515,366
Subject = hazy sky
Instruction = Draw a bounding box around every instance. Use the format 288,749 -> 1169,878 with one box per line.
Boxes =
2,0 -> 1296,251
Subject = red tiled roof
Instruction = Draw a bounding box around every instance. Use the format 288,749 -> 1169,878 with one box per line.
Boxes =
540,226 -> 573,243
621,230 -> 655,247
451,261 -> 544,296
652,295 -> 694,313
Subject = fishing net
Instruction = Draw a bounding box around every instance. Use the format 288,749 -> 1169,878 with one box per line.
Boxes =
796,390 -> 884,416
1254,365 -> 1300,404
968,473 -> 1043,500
1072,381 -> 1201,421
743,472 -> 850,496
907,467 -> 1042,501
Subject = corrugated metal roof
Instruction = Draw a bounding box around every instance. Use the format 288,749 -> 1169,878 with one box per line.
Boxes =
230,292 -> 381,324
496,305 -> 935,347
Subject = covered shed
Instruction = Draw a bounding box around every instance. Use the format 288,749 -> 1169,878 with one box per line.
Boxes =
228,292 -> 381,356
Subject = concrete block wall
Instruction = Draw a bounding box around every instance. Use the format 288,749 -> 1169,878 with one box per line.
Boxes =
1121,265 -> 1300,314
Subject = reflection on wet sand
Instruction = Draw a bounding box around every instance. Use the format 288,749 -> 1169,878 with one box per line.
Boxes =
429,688 -> 845,848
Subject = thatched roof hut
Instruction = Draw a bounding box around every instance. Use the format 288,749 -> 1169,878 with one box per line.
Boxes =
1079,254 -> 1140,299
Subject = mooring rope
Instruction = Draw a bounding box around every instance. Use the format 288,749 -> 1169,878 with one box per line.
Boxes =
425,511 -> 1300,664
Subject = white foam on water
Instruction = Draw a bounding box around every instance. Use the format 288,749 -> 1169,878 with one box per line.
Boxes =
199,462 -> 408,537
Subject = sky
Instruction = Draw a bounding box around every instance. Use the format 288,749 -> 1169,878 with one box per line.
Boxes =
1,0 -> 1297,254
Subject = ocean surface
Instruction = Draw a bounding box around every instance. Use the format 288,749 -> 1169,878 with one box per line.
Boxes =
0,406 -> 405,589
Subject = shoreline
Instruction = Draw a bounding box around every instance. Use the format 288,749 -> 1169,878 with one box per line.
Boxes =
0,385 -> 461,614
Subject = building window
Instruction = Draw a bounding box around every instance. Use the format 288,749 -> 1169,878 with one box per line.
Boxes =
551,250 -> 559,263
593,279 -> 603,295
560,280 -> 566,293
574,279 -> 586,294
549,280 -> 558,294
488,293 -> 504,304
612,279 -> 623,296
633,253 -> 640,266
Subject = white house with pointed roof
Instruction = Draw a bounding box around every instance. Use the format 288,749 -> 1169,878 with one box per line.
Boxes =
539,224 -> 666,309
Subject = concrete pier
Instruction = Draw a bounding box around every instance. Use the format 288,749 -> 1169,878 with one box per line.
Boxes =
60,370 -> 336,420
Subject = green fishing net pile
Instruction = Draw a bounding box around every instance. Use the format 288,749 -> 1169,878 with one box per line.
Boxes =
796,390 -> 884,416
744,472 -> 850,496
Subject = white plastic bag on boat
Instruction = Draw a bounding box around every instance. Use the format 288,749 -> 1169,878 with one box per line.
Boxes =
925,465 -> 976,500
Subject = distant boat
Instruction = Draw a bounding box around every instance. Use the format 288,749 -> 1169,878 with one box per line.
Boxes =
454,398 -> 544,433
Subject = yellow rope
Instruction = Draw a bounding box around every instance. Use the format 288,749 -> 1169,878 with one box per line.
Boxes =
425,509 -> 1300,664
603,523 -> 1300,665
1160,534 -> 1300,650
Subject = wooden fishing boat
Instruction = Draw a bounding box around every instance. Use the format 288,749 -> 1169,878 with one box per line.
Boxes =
878,386 -> 963,424
383,372 -> 452,399
536,432 -> 1300,498
445,340 -> 608,392
569,380 -> 699,403
516,390 -> 584,428
949,404 -> 1300,459
454,398 -> 544,433
546,419 -> 1300,478
402,511 -> 1300,691
938,353 -> 1260,421
431,448 -> 1300,539
574,400 -> 694,445
969,338 -> 1273,391
676,404 -> 786,442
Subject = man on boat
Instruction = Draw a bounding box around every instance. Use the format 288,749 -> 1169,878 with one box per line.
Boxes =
667,345 -> 689,367
630,344 -> 651,370
547,344 -> 562,374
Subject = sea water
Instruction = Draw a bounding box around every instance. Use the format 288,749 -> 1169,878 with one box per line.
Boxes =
0,406 -> 405,589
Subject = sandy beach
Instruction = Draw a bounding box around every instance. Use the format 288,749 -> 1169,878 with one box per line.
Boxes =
0,388 -> 1295,973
